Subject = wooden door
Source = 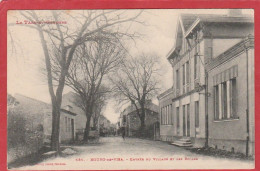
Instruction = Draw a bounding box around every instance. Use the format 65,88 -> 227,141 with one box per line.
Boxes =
187,104 -> 190,137
71,119 -> 74,140
183,106 -> 186,136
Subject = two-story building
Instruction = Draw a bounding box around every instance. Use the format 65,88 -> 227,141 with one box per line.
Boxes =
158,10 -> 254,153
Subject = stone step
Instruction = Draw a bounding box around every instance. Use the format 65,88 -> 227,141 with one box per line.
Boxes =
178,138 -> 191,142
174,140 -> 192,145
171,142 -> 193,147
171,137 -> 193,147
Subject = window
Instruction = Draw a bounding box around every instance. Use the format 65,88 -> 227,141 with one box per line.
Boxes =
194,54 -> 198,79
165,106 -> 168,124
195,101 -> 199,128
208,47 -> 213,59
165,107 -> 167,124
183,64 -> 185,86
167,105 -> 170,125
71,119 -> 74,132
123,115 -> 126,123
214,86 -> 219,119
194,55 -> 197,78
195,31 -> 201,53
68,118 -> 71,132
65,117 -> 72,132
161,105 -> 173,125
163,107 -> 166,124
162,107 -> 165,125
186,61 -> 190,84
214,78 -> 237,120
177,69 -> 180,88
161,108 -> 163,124
65,117 -> 67,132
230,79 -> 237,118
170,104 -> 173,124
176,107 -> 180,133
222,82 -> 228,119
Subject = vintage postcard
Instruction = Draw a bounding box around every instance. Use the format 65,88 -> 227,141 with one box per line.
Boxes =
2,1 -> 258,170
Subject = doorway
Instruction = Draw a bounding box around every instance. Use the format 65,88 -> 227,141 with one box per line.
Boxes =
187,104 -> 190,137
71,119 -> 74,140
183,106 -> 186,136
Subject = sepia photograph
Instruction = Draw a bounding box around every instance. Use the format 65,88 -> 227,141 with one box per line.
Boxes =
7,8 -> 255,170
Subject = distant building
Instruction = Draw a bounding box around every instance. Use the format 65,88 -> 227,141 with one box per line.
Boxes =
14,94 -> 77,143
63,91 -> 116,139
119,101 -> 159,139
99,115 -> 116,136
61,92 -> 93,133
158,10 -> 254,156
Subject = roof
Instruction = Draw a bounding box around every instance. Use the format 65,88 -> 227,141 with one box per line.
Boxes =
181,13 -> 253,33
62,91 -> 85,117
60,109 -> 77,116
13,94 -> 52,117
157,87 -> 174,100
123,101 -> 159,115
181,14 -> 201,32
15,94 -> 51,109
14,94 -> 77,116
167,13 -> 253,61
183,13 -> 253,38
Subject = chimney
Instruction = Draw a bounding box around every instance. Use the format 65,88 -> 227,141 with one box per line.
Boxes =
228,9 -> 243,17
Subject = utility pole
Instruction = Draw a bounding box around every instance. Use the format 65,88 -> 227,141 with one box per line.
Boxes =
205,71 -> 209,148
244,38 -> 250,157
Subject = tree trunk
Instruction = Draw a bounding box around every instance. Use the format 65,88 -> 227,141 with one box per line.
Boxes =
139,105 -> 146,135
93,117 -> 98,130
84,115 -> 92,142
140,113 -> 145,130
37,27 -> 64,153
50,105 -> 61,153
50,69 -> 67,152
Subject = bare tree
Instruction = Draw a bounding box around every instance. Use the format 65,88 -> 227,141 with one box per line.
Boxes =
92,88 -> 108,131
67,86 -> 107,134
57,40 -> 125,141
8,10 -> 143,151
111,54 -> 160,134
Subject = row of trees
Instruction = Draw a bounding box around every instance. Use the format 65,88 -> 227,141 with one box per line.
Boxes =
9,10 -> 161,154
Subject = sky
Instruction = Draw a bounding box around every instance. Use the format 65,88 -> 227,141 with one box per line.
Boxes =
7,9 -> 253,123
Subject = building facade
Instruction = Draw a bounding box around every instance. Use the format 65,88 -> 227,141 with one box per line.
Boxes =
62,92 -> 98,140
62,92 -> 89,133
207,36 -> 254,155
158,11 -> 254,153
119,101 -> 159,139
13,94 -> 77,143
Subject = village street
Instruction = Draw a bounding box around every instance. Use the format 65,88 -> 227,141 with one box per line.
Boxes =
17,137 -> 254,170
